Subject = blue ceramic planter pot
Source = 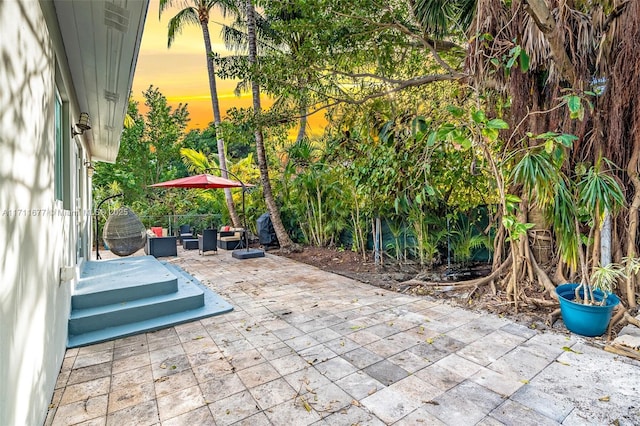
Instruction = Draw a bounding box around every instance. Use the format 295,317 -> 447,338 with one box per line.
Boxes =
555,283 -> 620,337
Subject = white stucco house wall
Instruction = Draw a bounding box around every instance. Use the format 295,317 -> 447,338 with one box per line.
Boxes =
0,1 -> 148,424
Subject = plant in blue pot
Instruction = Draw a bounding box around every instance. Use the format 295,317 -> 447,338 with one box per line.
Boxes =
553,157 -> 627,337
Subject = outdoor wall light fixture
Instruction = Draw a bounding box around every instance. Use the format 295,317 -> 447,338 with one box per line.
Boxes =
72,112 -> 91,137
84,161 -> 95,177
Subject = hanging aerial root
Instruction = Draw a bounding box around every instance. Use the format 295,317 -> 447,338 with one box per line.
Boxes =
529,249 -> 559,299
607,306 -> 640,340
547,308 -> 562,327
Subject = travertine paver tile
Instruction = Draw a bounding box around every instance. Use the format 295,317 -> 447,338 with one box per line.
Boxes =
180,335 -> 217,355
510,385 -> 575,422
286,335 -> 322,352
65,347 -> 80,358
60,376 -> 110,405
231,411 -> 272,426
186,345 -> 223,368
66,362 -> 112,386
429,333 -> 466,353
60,356 -> 76,373
192,358 -> 235,383
218,337 -> 255,355
298,344 -> 338,364
392,374 -> 443,402
432,353 -> 483,378
303,382 -> 353,417
244,331 -> 281,349
148,343 -> 185,365
272,325 -> 305,341
153,369 -> 197,398
363,360 -> 409,386
146,328 -> 181,351
236,361 -> 281,387
150,353 -> 191,379
475,416 -> 508,426
54,369 -> 71,391
456,330 -> 525,366
342,347 -> 384,369
111,365 -> 153,390
324,337 -> 360,355
366,323 -> 400,339
360,383 -> 423,424
284,367 -> 332,394
73,417 -> 107,426
208,390 -> 262,426
488,399 -> 559,426
112,352 -> 151,375
263,399 -> 322,426
229,348 -> 266,370
348,329 -> 381,346
160,405 -> 214,426
320,404 -> 385,426
500,322 -> 538,339
248,377 -> 297,410
73,350 -> 113,369
487,345 -> 553,381
469,366 -> 525,397
108,381 -> 155,413
394,407 -> 448,425
107,400 -> 160,426
270,352 -> 311,376
113,333 -> 147,349
77,341 -> 115,355
257,341 -> 295,360
334,370 -> 384,400
315,355 -> 359,381
422,380 -> 505,425
156,384 -> 206,422
51,394 -> 108,426
365,337 -> 407,358
414,363 -> 465,391
113,341 -> 148,361
388,348 -> 433,373
307,327 -> 342,343
174,321 -> 209,342
200,372 -> 247,402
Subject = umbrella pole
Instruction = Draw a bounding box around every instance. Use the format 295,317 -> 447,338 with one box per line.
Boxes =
203,167 -> 250,252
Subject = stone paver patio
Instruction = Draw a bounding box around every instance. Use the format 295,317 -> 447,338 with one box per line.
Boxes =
46,247 -> 640,425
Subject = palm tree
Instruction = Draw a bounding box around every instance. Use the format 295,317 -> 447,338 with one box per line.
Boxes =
245,0 -> 296,250
159,0 -> 242,227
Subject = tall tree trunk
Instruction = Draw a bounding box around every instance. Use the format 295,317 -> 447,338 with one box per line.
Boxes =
626,137 -> 640,308
295,103 -> 307,143
200,21 -> 241,227
245,0 -> 295,250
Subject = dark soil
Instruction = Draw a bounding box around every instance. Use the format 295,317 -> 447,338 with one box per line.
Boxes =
273,245 -> 565,335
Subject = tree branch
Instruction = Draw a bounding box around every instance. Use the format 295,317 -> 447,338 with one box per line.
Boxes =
522,0 -> 578,86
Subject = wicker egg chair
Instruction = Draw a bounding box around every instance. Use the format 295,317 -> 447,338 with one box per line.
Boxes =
102,207 -> 146,256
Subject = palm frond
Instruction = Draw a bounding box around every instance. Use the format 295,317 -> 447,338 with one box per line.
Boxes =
167,8 -> 199,48
180,147 -> 213,173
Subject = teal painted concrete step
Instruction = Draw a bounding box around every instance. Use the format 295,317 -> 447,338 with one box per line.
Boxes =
67,257 -> 233,348
74,257 -> 178,309
69,278 -> 205,335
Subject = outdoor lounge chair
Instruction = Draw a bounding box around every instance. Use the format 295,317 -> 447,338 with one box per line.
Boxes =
198,229 -> 218,255
145,235 -> 177,257
178,224 -> 193,243
217,227 -> 245,250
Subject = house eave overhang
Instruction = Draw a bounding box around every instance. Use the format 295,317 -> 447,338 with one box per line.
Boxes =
54,0 -> 149,163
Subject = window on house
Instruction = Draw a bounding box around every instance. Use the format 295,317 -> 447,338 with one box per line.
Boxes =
54,90 -> 63,201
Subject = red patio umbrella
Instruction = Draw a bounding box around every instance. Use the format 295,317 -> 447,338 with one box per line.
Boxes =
149,173 -> 252,189
149,172 -> 264,258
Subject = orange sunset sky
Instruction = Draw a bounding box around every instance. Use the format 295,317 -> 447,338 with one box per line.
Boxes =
131,0 -> 324,134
